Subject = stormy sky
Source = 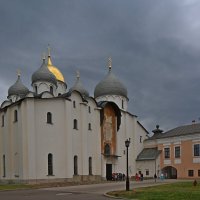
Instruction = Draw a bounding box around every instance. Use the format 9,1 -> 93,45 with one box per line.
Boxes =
0,0 -> 200,133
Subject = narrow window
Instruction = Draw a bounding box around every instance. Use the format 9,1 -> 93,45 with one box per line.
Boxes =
122,100 -> 124,109
194,144 -> 200,156
74,155 -> 78,175
73,101 -> 76,108
88,106 -> 91,113
3,155 -> 6,177
104,144 -> 110,155
2,115 -> 4,127
14,110 -> 18,122
48,153 -> 53,175
198,170 -> 200,177
175,146 -> 180,158
140,136 -> 142,143
73,119 -> 78,129
188,170 -> 194,177
89,157 -> 92,175
164,147 -> 170,159
50,86 -> 53,94
35,85 -> 38,94
88,123 -> 91,130
47,112 -> 52,124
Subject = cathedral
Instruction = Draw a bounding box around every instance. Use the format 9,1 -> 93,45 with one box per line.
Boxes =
0,49 -> 148,183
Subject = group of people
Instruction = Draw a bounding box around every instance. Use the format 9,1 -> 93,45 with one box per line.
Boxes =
112,173 -> 126,181
135,172 -> 144,181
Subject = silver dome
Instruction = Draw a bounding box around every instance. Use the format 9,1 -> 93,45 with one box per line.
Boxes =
32,58 -> 57,85
94,69 -> 127,98
69,72 -> 89,98
8,75 -> 29,97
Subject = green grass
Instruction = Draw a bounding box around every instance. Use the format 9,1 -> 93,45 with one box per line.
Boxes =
0,184 -> 32,190
108,182 -> 200,200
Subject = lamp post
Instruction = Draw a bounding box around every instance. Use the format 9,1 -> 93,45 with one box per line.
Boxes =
125,138 -> 131,191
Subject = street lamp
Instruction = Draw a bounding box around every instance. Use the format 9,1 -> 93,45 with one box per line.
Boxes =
125,138 -> 131,191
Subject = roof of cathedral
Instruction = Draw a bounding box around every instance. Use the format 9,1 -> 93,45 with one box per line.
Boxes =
8,73 -> 29,97
69,71 -> 89,98
32,57 -> 57,85
136,148 -> 161,161
149,123 -> 200,140
94,58 -> 127,99
47,54 -> 65,82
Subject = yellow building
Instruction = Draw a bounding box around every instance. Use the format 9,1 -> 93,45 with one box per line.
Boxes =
136,124 -> 200,179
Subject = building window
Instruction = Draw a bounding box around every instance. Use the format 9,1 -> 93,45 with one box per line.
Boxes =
74,155 -> 78,175
188,170 -> 194,177
14,110 -> 18,122
2,115 -> 4,127
35,85 -> 38,94
194,144 -> 200,156
104,144 -> 110,155
140,136 -> 142,143
164,147 -> 170,159
73,119 -> 78,129
198,170 -> 200,177
88,123 -> 92,130
175,146 -> 180,158
89,157 -> 92,175
73,101 -> 76,108
88,106 -> 91,113
146,170 -> 149,176
50,86 -> 53,94
48,153 -> 53,175
47,112 -> 52,124
3,155 -> 6,177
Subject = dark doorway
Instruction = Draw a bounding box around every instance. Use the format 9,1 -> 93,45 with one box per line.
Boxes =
162,166 -> 177,179
106,164 -> 112,180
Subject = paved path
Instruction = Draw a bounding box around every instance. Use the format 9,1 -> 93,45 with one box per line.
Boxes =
0,179 -> 183,200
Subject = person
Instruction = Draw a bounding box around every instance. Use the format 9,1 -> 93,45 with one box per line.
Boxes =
154,173 -> 157,182
160,173 -> 164,180
140,173 -> 143,181
135,173 -> 138,181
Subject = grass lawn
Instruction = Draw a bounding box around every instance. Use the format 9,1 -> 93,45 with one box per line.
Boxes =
108,181 -> 200,200
0,184 -> 33,190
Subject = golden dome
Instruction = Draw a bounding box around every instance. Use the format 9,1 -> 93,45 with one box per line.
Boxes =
47,56 -> 65,82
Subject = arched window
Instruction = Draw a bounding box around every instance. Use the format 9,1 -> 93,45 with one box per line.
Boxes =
88,123 -> 91,130
48,153 -> 53,175
47,112 -> 52,124
89,157 -> 92,175
35,85 -> 38,94
50,86 -> 53,94
73,119 -> 78,129
2,115 -> 4,127
73,101 -> 76,108
14,110 -> 18,122
104,144 -> 111,155
74,155 -> 78,175
3,155 -> 6,177
88,106 -> 91,113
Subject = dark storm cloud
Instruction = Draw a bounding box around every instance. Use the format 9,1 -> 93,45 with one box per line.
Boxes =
1,0 -> 200,132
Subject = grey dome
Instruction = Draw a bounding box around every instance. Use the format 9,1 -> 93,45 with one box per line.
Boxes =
94,69 -> 127,98
32,58 -> 57,85
69,74 -> 89,98
8,75 -> 29,97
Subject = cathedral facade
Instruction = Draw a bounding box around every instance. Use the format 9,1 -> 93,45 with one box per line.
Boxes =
0,50 -> 148,183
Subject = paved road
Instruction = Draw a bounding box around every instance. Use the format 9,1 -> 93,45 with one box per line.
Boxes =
0,179 -> 181,200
